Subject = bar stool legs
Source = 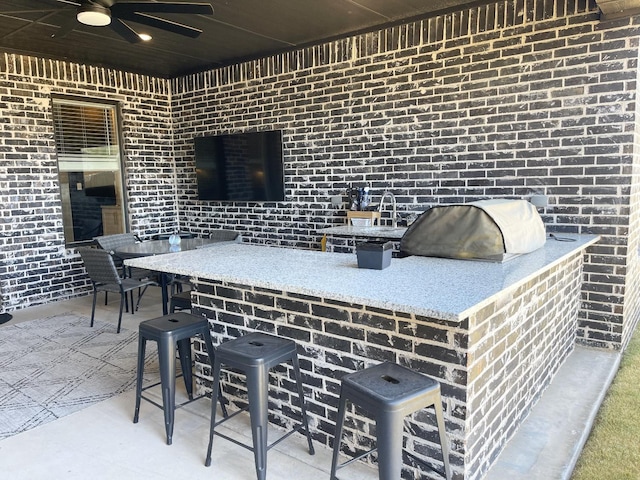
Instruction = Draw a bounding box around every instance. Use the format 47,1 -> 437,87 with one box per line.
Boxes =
330,362 -> 452,480
247,367 -> 269,479
292,353 -> 315,456
133,330 -> 147,422
434,396 -> 451,479
375,412 -> 406,479
133,312 -> 227,445
177,338 -> 194,399
205,332 -> 315,480
205,357 -> 223,466
153,336 -> 197,442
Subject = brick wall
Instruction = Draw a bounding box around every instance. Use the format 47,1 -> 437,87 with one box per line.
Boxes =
465,250 -> 583,476
0,54 -> 176,310
189,247 -> 584,479
170,0 -> 640,350
617,86 -> 640,350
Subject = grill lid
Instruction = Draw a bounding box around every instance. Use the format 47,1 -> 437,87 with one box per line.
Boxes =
400,199 -> 546,262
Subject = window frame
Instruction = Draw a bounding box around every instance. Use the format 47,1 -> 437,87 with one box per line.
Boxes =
51,94 -> 129,246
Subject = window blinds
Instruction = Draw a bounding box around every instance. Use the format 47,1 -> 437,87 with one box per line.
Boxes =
52,98 -> 120,172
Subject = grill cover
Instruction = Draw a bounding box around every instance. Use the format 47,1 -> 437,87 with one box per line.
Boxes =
400,199 -> 546,262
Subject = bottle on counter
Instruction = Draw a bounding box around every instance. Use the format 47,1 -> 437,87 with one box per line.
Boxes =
360,186 -> 370,210
168,232 -> 181,246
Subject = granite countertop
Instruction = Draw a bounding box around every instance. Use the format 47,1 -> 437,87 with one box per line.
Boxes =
318,225 -> 408,239
125,235 -> 599,321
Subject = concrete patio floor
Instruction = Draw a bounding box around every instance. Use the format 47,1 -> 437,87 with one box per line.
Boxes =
484,345 -> 620,480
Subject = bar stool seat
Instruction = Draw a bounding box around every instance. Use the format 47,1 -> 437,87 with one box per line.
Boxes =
330,361 -> 452,480
205,331 -> 315,480
133,312 -> 227,445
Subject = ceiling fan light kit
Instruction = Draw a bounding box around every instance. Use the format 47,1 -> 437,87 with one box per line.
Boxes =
77,4 -> 112,27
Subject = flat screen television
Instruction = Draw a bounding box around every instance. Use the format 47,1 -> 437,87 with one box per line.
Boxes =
194,130 -> 285,201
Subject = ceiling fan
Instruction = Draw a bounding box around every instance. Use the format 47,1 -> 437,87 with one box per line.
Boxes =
52,0 -> 214,43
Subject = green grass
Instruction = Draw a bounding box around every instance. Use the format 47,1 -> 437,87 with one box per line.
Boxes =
571,327 -> 640,480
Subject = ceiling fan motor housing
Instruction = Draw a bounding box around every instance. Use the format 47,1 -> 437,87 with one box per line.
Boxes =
77,4 -> 112,26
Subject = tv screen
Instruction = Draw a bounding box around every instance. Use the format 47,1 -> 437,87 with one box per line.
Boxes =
84,171 -> 116,199
194,130 -> 285,201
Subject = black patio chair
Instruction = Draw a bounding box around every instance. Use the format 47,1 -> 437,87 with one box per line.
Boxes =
94,233 -> 146,277
151,232 -> 195,240
78,247 -> 157,333
94,233 -> 159,309
208,229 -> 241,242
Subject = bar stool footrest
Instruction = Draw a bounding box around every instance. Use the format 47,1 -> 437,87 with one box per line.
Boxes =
139,392 -> 209,413
335,444 -> 448,477
212,409 -> 313,455
334,446 -> 378,472
403,449 -> 448,478
212,405 -> 250,427
140,372 -> 187,395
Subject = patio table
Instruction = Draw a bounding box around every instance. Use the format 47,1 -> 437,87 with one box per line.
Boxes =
116,237 -> 220,315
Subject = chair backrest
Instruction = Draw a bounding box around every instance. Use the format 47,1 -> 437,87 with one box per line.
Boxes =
78,247 -> 122,286
94,233 -> 139,253
209,229 -> 241,242
152,232 -> 195,240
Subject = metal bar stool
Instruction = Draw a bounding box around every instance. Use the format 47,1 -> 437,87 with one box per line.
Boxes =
330,362 -> 452,480
205,331 -> 315,480
133,312 -> 228,445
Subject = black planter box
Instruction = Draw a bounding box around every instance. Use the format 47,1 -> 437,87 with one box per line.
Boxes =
356,241 -> 393,270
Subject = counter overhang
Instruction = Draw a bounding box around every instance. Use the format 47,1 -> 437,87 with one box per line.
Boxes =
124,235 -> 599,322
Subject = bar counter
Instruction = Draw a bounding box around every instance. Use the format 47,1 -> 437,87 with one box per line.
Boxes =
125,235 -> 598,479
125,236 -> 597,322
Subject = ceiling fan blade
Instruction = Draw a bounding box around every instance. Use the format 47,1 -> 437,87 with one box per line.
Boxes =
111,2 -> 213,16
51,14 -> 79,39
114,12 -> 202,38
109,18 -> 142,43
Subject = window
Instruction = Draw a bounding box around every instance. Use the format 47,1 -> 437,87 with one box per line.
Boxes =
52,97 -> 126,244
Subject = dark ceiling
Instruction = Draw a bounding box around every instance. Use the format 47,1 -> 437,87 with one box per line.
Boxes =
0,0 -> 495,78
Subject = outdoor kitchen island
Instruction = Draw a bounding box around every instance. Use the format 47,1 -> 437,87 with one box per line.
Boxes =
125,235 -> 599,480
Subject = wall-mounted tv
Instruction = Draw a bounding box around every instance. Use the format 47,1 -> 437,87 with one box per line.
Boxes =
194,130 -> 285,202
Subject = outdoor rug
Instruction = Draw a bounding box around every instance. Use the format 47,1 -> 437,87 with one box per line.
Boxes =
0,313 -> 157,440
